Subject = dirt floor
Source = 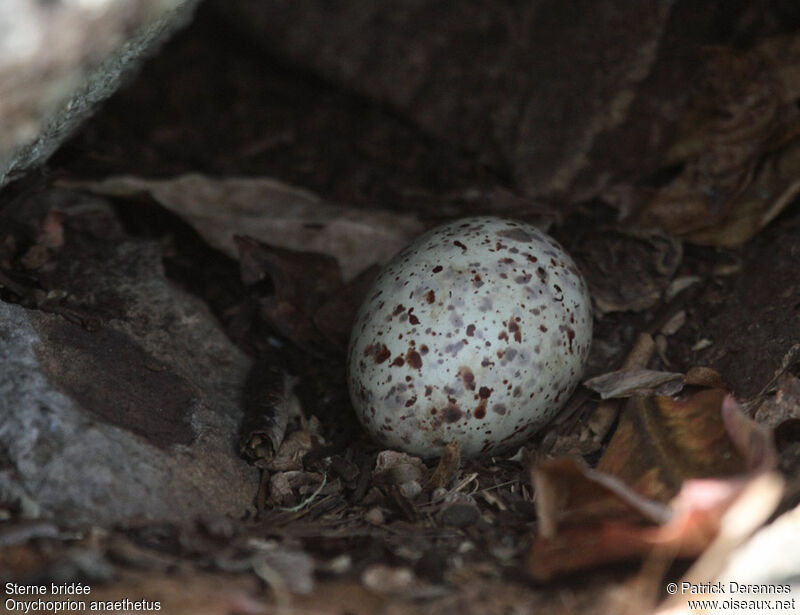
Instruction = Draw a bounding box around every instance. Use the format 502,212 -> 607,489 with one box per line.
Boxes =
2,3 -> 800,615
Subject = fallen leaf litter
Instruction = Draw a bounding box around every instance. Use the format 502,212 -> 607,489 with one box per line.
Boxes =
2,5 -> 800,615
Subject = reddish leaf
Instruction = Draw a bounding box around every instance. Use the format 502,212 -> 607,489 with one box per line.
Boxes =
528,390 -> 779,580
597,390 -> 747,502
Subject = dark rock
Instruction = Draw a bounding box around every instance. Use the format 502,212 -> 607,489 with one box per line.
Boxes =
212,1 -> 753,201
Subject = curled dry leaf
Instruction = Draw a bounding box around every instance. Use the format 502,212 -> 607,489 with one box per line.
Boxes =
238,363 -> 296,463
529,476 -> 752,582
66,173 -> 424,280
584,369 -> 685,400
528,390 -> 779,580
574,228 -> 682,314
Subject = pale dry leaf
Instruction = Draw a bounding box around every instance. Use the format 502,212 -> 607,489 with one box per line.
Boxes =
621,333 -> 656,370
660,310 -> 686,336
664,276 -> 702,302
584,369 -> 685,399
656,472 -> 785,615
65,174 -> 424,280
714,497 -> 800,598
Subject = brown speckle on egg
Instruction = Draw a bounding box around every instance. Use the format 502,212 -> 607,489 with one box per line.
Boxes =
443,405 -> 463,423
458,367 -> 475,391
406,350 -> 422,369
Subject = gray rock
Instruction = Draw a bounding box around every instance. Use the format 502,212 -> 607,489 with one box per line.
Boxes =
0,237 -> 258,526
0,0 -> 200,187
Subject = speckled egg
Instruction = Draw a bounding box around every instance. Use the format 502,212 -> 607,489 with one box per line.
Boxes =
347,216 -> 592,458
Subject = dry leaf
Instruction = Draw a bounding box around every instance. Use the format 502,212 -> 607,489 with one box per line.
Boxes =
584,370 -> 685,399
528,474 -> 745,581
529,473 -> 780,583
66,174 -> 424,280
532,457 -> 673,540
601,473 -> 785,615
239,365 -> 296,463
656,473 -> 785,615
528,390 -> 779,580
597,391 -> 767,498
621,35 -> 800,246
